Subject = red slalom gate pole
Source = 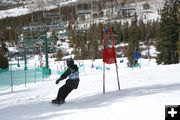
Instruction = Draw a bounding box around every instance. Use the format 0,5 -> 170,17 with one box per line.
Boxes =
103,62 -> 105,94
103,29 -> 106,94
115,63 -> 120,90
110,27 -> 120,90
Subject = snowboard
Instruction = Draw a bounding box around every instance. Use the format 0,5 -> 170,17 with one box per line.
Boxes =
51,103 -> 63,106
50,100 -> 65,106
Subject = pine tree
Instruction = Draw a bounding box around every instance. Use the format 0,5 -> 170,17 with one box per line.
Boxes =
0,42 -> 9,69
176,1 -> 180,61
139,19 -> 146,42
79,32 -> 88,59
122,21 -> 129,43
114,21 -> 123,44
51,31 -> 58,43
97,23 -> 104,45
88,24 -> 98,60
0,54 -> 9,69
73,33 -> 81,60
56,50 -> 62,61
127,13 -> 140,67
156,0 -> 179,64
0,40 -> 8,55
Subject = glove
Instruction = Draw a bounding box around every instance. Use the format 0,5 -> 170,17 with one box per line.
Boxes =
55,79 -> 60,84
55,78 -> 63,84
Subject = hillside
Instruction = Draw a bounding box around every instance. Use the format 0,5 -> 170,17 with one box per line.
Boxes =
0,58 -> 180,120
0,0 -> 165,60
0,0 -> 164,19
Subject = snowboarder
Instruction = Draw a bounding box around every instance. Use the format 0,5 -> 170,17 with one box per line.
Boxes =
52,58 -> 80,104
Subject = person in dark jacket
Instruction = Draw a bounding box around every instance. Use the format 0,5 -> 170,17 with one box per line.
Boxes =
52,58 -> 80,104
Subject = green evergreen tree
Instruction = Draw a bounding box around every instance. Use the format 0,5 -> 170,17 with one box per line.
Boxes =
67,24 -> 73,37
56,50 -> 62,61
139,19 -> 146,42
0,53 -> 9,69
51,31 -> 58,43
122,21 -> 129,43
151,20 -> 160,40
114,21 -> 122,44
156,0 -> 179,64
88,24 -> 98,60
176,1 -> 180,61
0,40 -> 8,55
73,30 -> 82,60
127,13 -> 140,67
97,23 -> 104,45
79,32 -> 87,59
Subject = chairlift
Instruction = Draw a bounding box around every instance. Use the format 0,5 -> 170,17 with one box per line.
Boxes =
118,0 -> 136,16
120,7 -> 135,11
77,9 -> 92,14
76,0 -> 93,15
43,12 -> 60,18
167,0 -> 174,6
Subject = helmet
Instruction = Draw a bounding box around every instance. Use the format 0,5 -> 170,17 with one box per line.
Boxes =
66,58 -> 74,67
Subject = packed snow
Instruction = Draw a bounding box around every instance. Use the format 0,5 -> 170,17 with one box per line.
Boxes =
0,0 -> 178,120
0,57 -> 180,120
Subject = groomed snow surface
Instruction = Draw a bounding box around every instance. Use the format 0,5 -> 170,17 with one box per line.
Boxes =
0,58 -> 180,120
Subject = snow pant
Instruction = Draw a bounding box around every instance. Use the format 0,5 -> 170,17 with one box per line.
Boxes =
56,84 -> 73,101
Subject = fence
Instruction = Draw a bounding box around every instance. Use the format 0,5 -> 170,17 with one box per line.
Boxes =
0,61 -> 86,92
0,63 -> 42,92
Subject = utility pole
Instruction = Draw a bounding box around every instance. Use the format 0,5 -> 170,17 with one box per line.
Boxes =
23,24 -> 66,77
44,27 -> 49,70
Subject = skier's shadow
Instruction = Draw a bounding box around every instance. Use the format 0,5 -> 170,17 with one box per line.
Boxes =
1,83 -> 180,120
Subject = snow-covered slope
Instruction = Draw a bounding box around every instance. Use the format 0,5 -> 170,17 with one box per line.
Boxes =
0,0 -> 164,20
0,58 -> 180,120
0,4 -> 57,19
